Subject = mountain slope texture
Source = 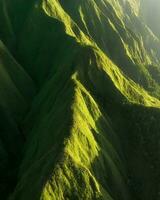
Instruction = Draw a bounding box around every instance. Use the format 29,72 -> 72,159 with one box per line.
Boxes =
0,0 -> 160,200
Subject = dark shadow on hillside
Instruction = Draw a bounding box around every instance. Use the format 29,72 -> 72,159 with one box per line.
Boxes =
0,5 -> 82,199
0,105 -> 25,200
76,51 -> 160,199
101,102 -> 160,200
13,5 -> 79,87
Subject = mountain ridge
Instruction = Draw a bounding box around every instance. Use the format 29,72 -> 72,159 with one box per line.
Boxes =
0,0 -> 160,200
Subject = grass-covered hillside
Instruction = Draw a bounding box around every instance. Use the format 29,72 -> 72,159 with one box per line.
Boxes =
0,0 -> 160,200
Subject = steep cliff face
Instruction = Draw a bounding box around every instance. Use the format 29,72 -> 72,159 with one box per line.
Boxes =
0,0 -> 160,200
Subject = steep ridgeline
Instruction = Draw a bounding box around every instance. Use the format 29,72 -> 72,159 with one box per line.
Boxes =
0,0 -> 160,200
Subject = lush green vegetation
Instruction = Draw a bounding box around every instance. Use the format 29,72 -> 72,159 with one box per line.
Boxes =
0,0 -> 160,200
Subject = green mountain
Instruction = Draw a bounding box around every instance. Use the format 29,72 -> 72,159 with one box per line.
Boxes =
0,0 -> 160,199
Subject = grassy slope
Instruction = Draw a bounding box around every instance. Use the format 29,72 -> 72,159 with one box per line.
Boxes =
8,1 -> 160,200
0,40 -> 35,198
55,0 -> 160,97
10,64 -> 130,200
0,0 -> 160,200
